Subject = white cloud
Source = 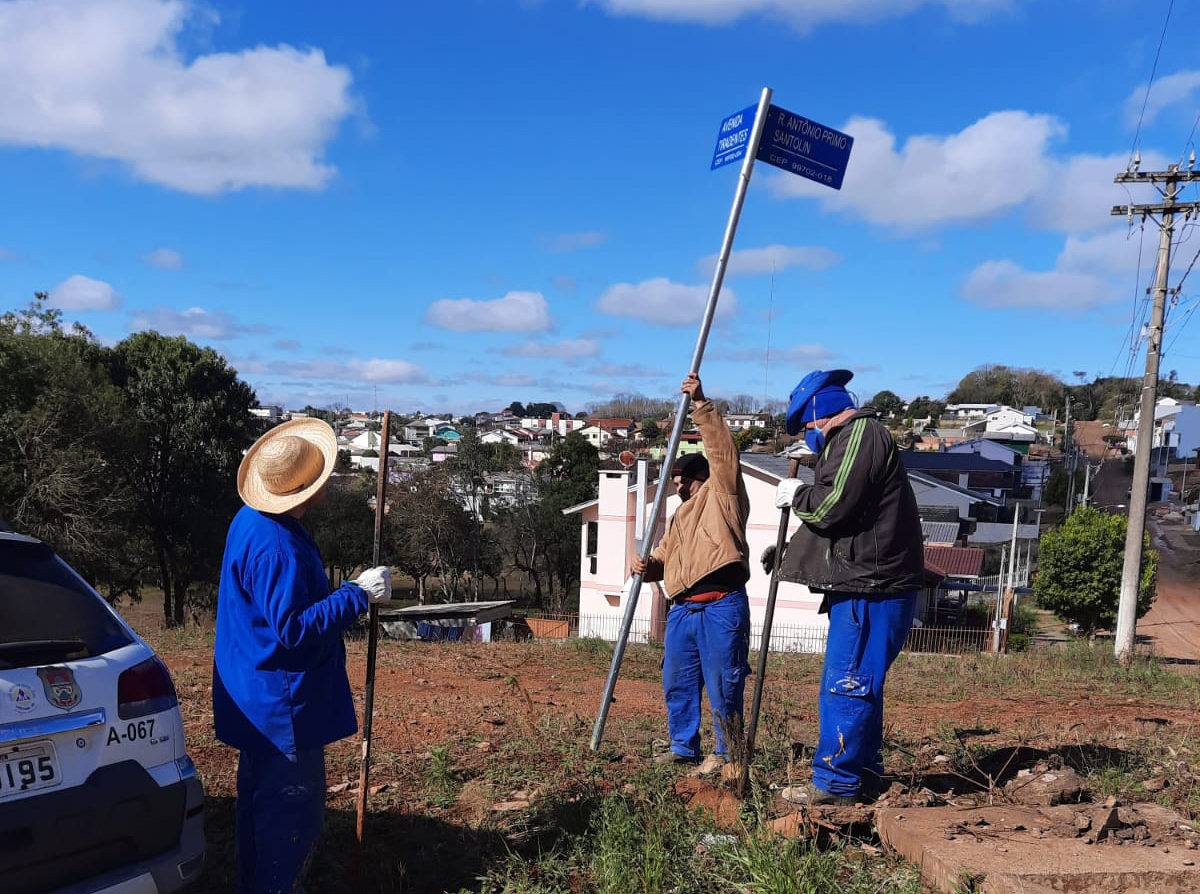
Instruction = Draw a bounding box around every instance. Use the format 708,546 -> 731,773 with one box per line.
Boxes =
128,305 -> 270,339
1055,229 -> 1144,278
585,0 -> 1010,31
769,111 -> 1065,230
345,358 -> 429,384
1124,70 -> 1200,127
589,362 -> 668,377
962,226 -> 1144,312
716,344 -> 834,365
1027,149 -> 1171,233
596,278 -> 738,326
142,247 -> 183,270
502,338 -> 601,358
545,231 -> 606,252
273,338 -> 301,352
48,274 -> 122,310
424,290 -> 552,332
961,260 -> 1119,311
142,248 -> 183,270
0,0 -> 355,194
697,244 -> 841,278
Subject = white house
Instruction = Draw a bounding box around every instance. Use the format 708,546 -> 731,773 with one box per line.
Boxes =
481,429 -> 524,446
563,455 -> 831,651
967,406 -> 1038,442
576,423 -> 615,448
944,404 -> 993,420
250,405 -> 284,422
723,413 -> 771,433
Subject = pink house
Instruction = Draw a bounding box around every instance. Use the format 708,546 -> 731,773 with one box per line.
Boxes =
562,454 -> 829,650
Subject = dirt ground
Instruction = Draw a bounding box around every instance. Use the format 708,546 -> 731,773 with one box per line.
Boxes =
116,505 -> 1200,892
136,619 -> 1200,893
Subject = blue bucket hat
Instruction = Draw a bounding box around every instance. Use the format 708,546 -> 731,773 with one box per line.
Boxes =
785,369 -> 855,436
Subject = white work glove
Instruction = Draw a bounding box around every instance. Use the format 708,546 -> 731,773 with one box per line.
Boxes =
354,566 -> 392,604
775,478 -> 805,509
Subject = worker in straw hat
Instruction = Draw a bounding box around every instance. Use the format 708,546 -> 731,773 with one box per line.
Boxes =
767,369 -> 924,807
212,417 -> 392,894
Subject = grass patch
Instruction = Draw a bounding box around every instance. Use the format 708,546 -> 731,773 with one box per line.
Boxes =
468,772 -> 921,894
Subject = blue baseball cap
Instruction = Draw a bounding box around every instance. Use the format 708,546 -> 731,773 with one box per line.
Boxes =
785,369 -> 855,436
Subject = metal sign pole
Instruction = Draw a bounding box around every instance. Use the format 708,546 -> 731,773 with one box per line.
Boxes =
355,410 -> 391,867
737,456 -> 799,796
590,87 -> 773,752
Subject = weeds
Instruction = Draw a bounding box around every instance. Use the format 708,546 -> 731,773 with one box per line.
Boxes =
426,744 -> 460,808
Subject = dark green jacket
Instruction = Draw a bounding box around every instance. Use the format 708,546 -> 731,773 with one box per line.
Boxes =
778,410 -> 925,598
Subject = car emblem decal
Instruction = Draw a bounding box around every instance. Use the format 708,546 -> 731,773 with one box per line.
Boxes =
10,684 -> 36,714
37,666 -> 82,711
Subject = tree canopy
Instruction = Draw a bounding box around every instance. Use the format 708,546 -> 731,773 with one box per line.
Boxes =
1034,507 -> 1157,636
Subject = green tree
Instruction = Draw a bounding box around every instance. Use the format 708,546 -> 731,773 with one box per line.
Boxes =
733,426 -> 768,451
640,418 -> 663,445
306,475 -> 375,587
1034,507 -> 1157,636
108,332 -> 257,626
866,389 -> 904,420
0,297 -> 143,598
905,396 -> 945,423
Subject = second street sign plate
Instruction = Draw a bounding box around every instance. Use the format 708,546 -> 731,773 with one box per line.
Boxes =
755,104 -> 853,190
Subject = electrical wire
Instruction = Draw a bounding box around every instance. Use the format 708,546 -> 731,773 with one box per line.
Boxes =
1130,0 -> 1175,162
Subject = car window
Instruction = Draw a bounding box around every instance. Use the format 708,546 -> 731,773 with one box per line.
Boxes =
0,539 -> 134,668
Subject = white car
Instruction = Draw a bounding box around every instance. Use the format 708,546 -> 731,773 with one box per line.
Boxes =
0,529 -> 204,894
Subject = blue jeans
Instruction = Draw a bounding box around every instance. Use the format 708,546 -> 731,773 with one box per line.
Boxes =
236,746 -> 326,894
662,589 -> 751,759
812,591 -> 916,796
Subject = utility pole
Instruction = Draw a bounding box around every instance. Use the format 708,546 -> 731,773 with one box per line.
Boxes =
1082,462 -> 1094,507
1063,397 -> 1075,515
1112,162 -> 1200,662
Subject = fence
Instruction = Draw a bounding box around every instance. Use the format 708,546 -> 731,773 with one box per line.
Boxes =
522,612 -> 993,656
977,568 -> 1030,590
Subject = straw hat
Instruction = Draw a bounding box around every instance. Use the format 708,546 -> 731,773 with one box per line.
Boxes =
237,418 -> 338,514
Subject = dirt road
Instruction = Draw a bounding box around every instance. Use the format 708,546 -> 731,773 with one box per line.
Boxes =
1139,517 -> 1200,660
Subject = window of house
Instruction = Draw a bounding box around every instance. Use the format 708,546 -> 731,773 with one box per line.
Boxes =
586,521 -> 598,556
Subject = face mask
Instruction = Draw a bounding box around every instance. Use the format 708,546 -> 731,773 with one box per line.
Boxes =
805,426 -> 825,455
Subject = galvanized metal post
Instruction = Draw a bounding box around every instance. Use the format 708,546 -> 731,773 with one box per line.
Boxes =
590,87 -> 773,751
355,410 -> 390,859
738,456 -> 799,796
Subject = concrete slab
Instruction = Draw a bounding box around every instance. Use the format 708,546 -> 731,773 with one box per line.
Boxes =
877,805 -> 1200,894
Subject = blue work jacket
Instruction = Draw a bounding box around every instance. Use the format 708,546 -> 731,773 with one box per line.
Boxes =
213,505 -> 368,756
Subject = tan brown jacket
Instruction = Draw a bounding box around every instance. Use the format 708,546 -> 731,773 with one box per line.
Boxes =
643,400 -> 750,597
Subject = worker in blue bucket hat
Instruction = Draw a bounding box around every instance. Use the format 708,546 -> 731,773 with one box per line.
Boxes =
766,369 -> 924,806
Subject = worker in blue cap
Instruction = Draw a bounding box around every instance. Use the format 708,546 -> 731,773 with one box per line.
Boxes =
768,369 -> 924,806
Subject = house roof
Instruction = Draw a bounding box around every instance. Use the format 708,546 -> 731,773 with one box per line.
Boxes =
738,453 -> 817,484
591,418 -> 633,432
918,504 -> 962,523
901,451 -> 1014,473
924,545 -> 984,578
921,520 -> 960,545
907,471 -> 1003,505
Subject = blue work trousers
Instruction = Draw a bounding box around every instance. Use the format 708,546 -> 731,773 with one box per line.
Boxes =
236,746 -> 327,894
662,589 -> 751,759
812,590 -> 916,796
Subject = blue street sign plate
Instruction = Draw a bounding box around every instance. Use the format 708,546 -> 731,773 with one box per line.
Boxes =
755,104 -> 853,190
710,104 -> 758,170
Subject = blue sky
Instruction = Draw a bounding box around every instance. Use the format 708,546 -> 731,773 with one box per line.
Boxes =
3,0 -> 1200,416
